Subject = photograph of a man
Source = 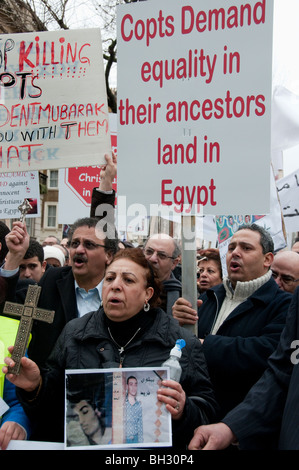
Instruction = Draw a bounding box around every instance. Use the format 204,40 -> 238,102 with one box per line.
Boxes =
125,376 -> 143,444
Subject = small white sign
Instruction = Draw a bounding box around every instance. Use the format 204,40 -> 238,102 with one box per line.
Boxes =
0,28 -> 111,172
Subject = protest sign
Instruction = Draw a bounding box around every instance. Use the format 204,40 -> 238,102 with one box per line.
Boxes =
0,170 -> 40,218
117,0 -> 273,216
58,114 -> 117,224
0,28 -> 111,173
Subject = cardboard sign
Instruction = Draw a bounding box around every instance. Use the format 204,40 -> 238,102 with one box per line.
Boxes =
0,28 -> 111,172
0,170 -> 40,218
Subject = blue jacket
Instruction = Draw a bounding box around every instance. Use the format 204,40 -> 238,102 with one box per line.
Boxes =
197,277 -> 292,418
2,379 -> 31,438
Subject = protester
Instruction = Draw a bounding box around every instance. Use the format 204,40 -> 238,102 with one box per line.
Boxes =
172,224 -> 292,418
42,235 -> 60,247
143,233 -> 182,315
0,217 -> 119,369
54,243 -> 70,265
197,249 -> 223,294
18,239 -> 47,283
0,237 -> 32,450
271,249 -> 299,294
3,248 -> 219,446
43,245 -> 65,268
0,369 -> 32,450
188,287 -> 299,450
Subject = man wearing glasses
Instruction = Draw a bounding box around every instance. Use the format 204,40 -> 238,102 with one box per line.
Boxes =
143,233 -> 182,315
0,217 -> 119,371
271,250 -> 299,294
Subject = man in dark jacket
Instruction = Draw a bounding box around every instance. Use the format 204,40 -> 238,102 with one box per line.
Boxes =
189,286 -> 299,450
1,217 -> 119,369
173,224 -> 292,418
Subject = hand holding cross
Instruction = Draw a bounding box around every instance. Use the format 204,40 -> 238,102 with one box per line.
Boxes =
3,284 -> 55,375
18,199 -> 32,223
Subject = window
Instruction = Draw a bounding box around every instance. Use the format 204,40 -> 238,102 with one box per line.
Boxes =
48,170 -> 58,189
44,203 -> 58,228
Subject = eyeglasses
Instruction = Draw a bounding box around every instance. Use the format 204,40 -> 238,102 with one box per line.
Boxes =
144,248 -> 175,261
272,270 -> 299,285
70,240 -> 106,250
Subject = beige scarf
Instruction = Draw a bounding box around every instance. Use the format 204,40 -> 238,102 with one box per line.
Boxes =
211,270 -> 272,334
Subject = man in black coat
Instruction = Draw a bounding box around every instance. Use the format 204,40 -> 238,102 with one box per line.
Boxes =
1,217 -> 118,369
188,286 -> 299,450
173,224 -> 292,418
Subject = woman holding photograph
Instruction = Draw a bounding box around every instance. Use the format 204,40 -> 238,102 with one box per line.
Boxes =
2,248 -> 218,448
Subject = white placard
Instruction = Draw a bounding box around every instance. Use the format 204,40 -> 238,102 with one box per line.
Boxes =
58,114 -> 117,224
0,28 -> 111,173
0,170 -> 40,219
117,0 -> 273,216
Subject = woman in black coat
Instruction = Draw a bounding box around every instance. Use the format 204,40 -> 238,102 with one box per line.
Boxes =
3,248 -> 218,448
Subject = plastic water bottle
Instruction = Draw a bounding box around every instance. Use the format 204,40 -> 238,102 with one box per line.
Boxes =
162,339 -> 186,382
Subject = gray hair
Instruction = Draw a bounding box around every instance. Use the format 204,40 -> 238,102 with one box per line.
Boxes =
144,234 -> 181,258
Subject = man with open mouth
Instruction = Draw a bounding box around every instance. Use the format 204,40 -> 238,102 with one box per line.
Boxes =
172,223 -> 292,421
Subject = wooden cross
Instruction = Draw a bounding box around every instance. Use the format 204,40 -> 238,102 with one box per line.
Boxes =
3,284 -> 55,374
18,199 -> 32,223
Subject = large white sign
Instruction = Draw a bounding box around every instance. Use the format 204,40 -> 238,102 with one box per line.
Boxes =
117,0 -> 273,215
0,28 -> 111,173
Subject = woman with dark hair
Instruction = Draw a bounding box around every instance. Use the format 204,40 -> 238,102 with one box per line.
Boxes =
3,248 -> 218,447
197,249 -> 223,294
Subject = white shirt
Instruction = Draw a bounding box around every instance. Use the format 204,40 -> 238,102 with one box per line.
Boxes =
75,279 -> 103,317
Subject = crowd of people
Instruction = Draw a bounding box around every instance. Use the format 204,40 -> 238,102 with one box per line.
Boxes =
0,154 -> 299,451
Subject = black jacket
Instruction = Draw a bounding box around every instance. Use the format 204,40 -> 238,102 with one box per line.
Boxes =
197,278 -> 292,417
19,307 -> 219,446
224,287 -> 299,449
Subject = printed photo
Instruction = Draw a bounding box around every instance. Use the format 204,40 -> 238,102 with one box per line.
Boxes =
65,367 -> 171,449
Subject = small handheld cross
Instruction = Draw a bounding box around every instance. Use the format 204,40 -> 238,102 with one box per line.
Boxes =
3,284 -> 55,374
18,199 -> 32,223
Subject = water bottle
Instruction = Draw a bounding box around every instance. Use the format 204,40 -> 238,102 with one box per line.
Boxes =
162,339 -> 186,382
